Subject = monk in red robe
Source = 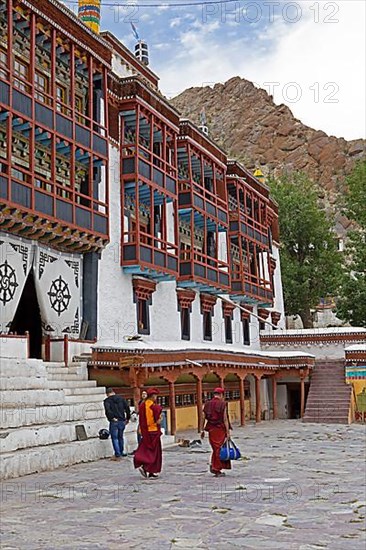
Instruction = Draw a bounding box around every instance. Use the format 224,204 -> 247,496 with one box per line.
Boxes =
201,387 -> 231,477
134,387 -> 163,479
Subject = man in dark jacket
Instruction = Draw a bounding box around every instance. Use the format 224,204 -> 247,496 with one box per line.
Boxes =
104,387 -> 131,460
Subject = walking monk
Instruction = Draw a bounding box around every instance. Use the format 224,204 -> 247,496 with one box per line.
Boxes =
201,387 -> 232,477
134,388 -> 163,479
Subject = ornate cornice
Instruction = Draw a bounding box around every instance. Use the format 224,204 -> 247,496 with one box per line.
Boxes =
200,293 -> 217,314
222,301 -> 235,318
177,289 -> 196,310
258,308 -> 270,321
261,331 -> 366,346
271,311 -> 281,326
240,304 -> 253,321
132,277 -> 156,301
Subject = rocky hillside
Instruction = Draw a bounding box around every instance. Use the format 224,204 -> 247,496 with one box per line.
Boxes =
171,77 -> 365,227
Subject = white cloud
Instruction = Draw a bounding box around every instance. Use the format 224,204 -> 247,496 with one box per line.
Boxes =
156,1 -> 365,140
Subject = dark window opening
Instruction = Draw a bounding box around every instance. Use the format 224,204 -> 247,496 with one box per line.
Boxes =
181,307 -> 190,340
203,311 -> 212,341
259,321 -> 265,331
137,298 -> 150,335
225,315 -> 232,344
206,231 -> 216,263
10,270 -> 42,358
243,318 -> 250,345
154,204 -> 162,238
204,176 -> 213,193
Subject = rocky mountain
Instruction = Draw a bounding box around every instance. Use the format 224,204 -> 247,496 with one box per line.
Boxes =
171,77 -> 365,231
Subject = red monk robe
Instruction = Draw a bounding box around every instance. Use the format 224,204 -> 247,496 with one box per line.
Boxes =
203,394 -> 231,476
134,396 -> 163,475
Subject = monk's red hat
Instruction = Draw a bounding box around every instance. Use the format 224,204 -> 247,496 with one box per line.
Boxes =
213,387 -> 225,394
146,387 -> 160,396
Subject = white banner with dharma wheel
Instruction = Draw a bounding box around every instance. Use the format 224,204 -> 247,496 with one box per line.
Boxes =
0,233 -> 34,333
34,245 -> 82,337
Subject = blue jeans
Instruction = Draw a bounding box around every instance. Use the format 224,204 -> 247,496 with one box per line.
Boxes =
109,420 -> 126,457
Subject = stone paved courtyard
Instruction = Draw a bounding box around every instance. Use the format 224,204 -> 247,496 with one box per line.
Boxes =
0,420 -> 365,549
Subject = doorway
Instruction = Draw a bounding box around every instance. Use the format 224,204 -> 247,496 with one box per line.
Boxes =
287,382 -> 310,419
10,270 -> 42,358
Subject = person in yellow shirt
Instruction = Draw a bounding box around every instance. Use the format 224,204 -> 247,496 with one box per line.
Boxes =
133,388 -> 163,478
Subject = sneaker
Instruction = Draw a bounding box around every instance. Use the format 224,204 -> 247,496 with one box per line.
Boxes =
214,472 -> 226,477
148,473 -> 159,479
139,466 -> 147,478
110,456 -> 122,461
121,453 -> 128,457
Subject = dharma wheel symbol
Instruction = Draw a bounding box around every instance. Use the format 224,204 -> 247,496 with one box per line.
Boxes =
0,261 -> 19,306
48,275 -> 71,316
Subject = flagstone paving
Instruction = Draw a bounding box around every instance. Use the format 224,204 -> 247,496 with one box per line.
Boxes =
1,420 -> 365,549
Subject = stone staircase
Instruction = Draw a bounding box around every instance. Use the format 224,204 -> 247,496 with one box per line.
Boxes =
303,360 -> 352,424
0,358 -> 112,480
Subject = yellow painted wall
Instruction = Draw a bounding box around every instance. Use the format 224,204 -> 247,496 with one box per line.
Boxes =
177,406 -> 198,431
166,400 -> 251,433
352,381 -> 366,397
347,381 -> 366,422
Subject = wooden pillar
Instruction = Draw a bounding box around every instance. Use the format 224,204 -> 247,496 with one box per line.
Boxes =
196,377 -> 203,432
169,381 -> 176,436
44,334 -> 50,362
133,386 -> 140,411
239,376 -> 245,426
300,376 -> 305,419
63,334 -> 69,367
272,376 -> 278,420
255,376 -> 261,423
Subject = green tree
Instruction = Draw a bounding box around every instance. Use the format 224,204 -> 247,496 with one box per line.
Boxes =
337,160 -> 366,327
269,172 -> 341,328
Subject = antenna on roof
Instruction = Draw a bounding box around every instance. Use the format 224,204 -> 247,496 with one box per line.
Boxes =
199,107 -> 208,136
131,23 -> 149,66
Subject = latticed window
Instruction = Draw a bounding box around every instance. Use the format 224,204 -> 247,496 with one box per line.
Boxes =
56,84 -> 67,113
13,58 -> 28,90
0,49 -> 7,79
35,71 -> 49,103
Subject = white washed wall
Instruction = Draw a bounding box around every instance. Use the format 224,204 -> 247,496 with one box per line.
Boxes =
98,144 -> 264,350
111,53 -> 135,79
263,244 -> 286,331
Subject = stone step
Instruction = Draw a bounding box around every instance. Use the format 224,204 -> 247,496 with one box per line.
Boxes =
43,361 -> 68,367
303,419 -> 349,424
47,373 -> 90,382
64,393 -> 105,404
0,418 -> 107,454
306,402 -> 351,408
45,366 -> 88,375
0,389 -> 65,407
0,362 -> 47,378
0,438 -> 112,480
306,396 -> 351,401
47,380 -> 98,389
0,357 -> 43,368
0,376 -> 49,391
63,387 -> 105,396
311,377 -> 346,382
0,402 -> 105,429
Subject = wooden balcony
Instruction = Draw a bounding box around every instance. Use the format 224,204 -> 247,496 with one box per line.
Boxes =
122,230 -> 179,281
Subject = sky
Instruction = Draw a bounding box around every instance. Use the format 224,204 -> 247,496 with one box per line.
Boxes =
66,1 -> 365,141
